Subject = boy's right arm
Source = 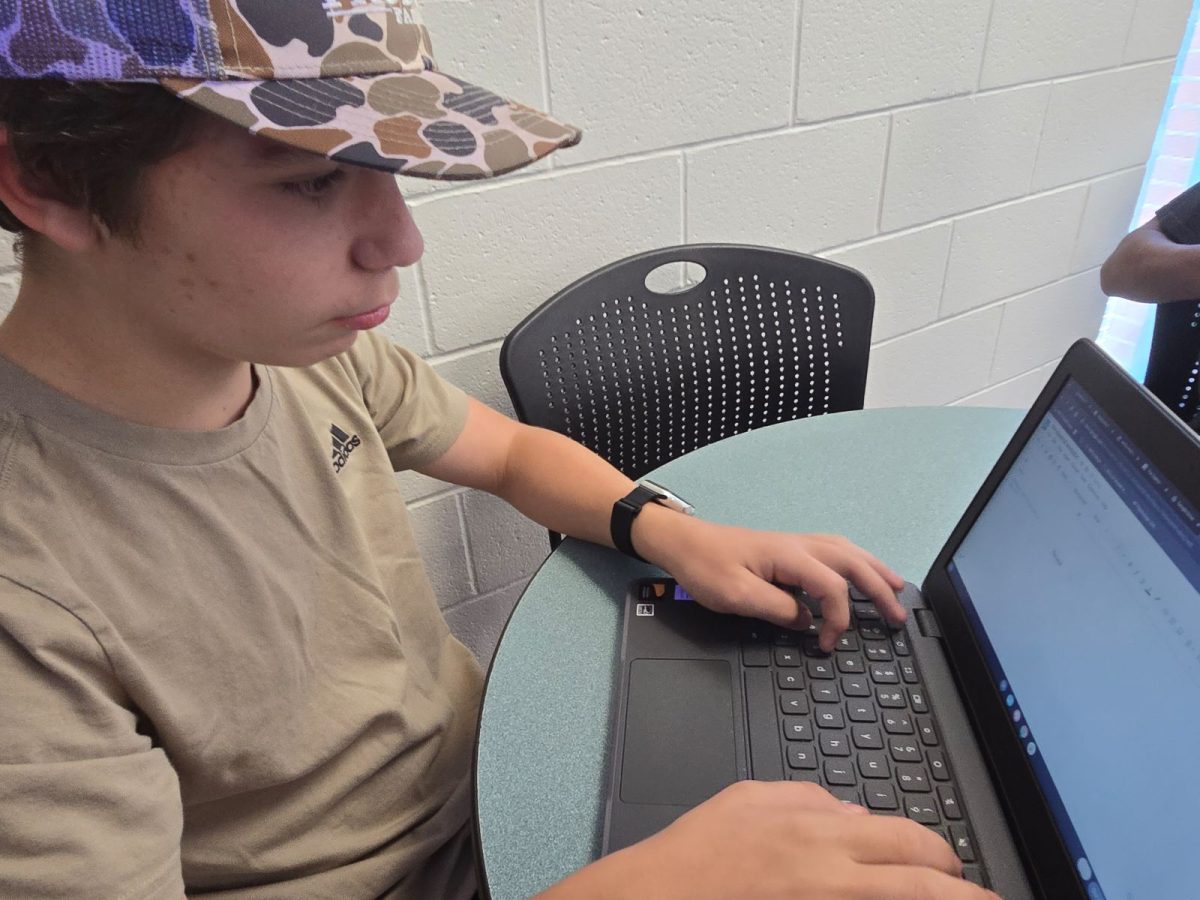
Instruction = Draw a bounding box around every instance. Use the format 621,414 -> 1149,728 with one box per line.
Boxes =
538,781 -> 999,900
0,577 -> 185,899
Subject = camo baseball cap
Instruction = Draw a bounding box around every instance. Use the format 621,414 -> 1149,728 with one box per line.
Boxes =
0,0 -> 582,180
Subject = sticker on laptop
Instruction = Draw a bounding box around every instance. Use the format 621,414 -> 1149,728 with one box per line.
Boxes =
635,603 -> 655,617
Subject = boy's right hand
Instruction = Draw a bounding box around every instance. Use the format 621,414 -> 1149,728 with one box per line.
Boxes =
540,780 -> 1000,900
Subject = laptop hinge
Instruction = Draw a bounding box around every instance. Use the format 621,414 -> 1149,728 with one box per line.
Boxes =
914,608 -> 943,639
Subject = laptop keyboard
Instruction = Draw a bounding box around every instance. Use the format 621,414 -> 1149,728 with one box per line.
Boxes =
739,591 -> 989,887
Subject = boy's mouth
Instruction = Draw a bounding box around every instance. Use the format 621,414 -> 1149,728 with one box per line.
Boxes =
334,304 -> 392,331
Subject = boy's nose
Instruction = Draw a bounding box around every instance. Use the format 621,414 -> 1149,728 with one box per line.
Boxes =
350,174 -> 424,272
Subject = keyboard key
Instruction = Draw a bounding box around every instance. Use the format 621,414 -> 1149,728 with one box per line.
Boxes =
869,664 -> 900,684
859,622 -> 887,640
782,716 -> 813,742
852,726 -> 883,750
858,751 -> 891,779
864,784 -> 899,811
775,646 -> 802,667
904,797 -> 940,825
896,764 -> 931,793
837,654 -> 865,674
846,700 -> 876,723
801,635 -> 827,657
864,642 -> 893,662
820,732 -> 851,757
777,670 -> 804,691
883,712 -> 914,734
848,584 -> 869,601
891,633 -> 912,656
788,770 -> 822,784
842,675 -> 871,697
889,741 -> 922,763
937,785 -> 963,821
877,689 -> 906,708
835,633 -> 860,652
962,866 -> 984,886
812,684 -> 841,704
824,760 -> 856,785
828,785 -> 860,804
745,668 -> 784,780
807,659 -> 836,680
774,630 -> 799,646
815,707 -> 845,730
950,824 -> 976,862
899,661 -> 919,684
909,689 -> 929,714
741,623 -> 771,667
926,749 -> 951,782
917,716 -> 939,746
780,694 -> 810,716
852,601 -> 880,621
787,744 -> 818,770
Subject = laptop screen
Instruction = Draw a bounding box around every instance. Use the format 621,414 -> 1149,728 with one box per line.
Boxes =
946,377 -> 1200,900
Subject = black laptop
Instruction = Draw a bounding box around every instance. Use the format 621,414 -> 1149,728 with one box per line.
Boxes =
601,339 -> 1200,899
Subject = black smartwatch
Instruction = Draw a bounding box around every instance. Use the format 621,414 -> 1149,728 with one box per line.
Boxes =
610,479 -> 695,562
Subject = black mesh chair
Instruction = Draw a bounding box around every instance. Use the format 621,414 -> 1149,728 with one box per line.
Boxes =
501,244 -> 875,544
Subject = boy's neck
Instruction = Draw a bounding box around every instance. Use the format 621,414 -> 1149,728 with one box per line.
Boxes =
0,268 -> 256,432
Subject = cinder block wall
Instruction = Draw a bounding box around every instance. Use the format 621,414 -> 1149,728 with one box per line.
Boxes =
0,0 -> 1190,663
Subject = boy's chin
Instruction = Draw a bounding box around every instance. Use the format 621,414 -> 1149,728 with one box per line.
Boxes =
252,332 -> 360,369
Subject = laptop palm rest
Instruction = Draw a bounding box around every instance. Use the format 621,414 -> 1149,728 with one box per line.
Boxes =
619,658 -> 738,806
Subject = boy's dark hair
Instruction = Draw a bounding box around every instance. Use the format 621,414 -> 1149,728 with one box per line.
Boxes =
0,80 -> 203,244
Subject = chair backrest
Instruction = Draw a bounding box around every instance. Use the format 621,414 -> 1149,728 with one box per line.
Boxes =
501,244 -> 875,479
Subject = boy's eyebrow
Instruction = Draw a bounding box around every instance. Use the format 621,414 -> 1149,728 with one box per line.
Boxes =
247,139 -> 331,169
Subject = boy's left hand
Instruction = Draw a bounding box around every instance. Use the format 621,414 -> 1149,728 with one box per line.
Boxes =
633,506 -> 907,652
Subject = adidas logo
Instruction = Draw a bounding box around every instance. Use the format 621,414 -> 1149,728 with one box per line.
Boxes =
331,423 -> 361,473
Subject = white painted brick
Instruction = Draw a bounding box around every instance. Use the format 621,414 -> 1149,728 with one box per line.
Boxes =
402,1 -> 551,198
395,468 -> 455,503
952,362 -> 1057,409
443,579 -> 528,665
462,490 -> 548,595
0,271 -> 19,321
1072,167 -> 1145,272
408,493 -> 474,608
796,0 -> 991,121
377,263 -> 428,355
882,86 -> 1051,232
942,186 -> 1089,317
433,346 -> 514,417
1124,0 -> 1194,63
543,0 -> 795,165
866,308 -> 1004,407
991,272 -> 1108,382
0,233 -> 15,269
687,116 -> 889,251
1033,62 -> 1173,191
825,224 -> 952,342
980,0 -> 1138,89
418,156 -> 682,352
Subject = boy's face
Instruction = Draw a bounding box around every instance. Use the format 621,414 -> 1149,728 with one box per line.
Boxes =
105,115 -> 424,368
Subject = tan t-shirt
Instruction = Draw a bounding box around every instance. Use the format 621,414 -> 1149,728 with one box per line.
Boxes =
0,331 -> 483,899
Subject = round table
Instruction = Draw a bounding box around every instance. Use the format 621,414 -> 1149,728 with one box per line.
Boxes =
474,406 -> 1023,899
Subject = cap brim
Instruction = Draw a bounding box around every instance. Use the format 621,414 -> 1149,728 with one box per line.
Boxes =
162,68 -> 581,181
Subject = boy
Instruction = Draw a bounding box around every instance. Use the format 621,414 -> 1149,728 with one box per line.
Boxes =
0,3 -> 994,898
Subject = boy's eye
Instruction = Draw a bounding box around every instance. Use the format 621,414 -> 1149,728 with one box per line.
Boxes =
280,168 -> 346,200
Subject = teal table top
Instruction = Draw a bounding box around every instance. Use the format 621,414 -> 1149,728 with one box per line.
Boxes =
474,405 -> 1024,899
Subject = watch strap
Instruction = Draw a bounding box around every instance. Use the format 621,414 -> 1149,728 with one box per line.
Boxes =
610,484 -> 666,563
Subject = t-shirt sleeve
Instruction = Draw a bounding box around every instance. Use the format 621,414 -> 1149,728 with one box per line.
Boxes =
1155,181 -> 1200,245
0,577 -> 185,900
343,330 -> 470,471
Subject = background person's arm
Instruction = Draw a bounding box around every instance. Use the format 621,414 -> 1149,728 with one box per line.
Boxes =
1100,217 -> 1200,302
418,398 -> 905,650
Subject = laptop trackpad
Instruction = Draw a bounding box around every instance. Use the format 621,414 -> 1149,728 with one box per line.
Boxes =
619,658 -> 738,806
